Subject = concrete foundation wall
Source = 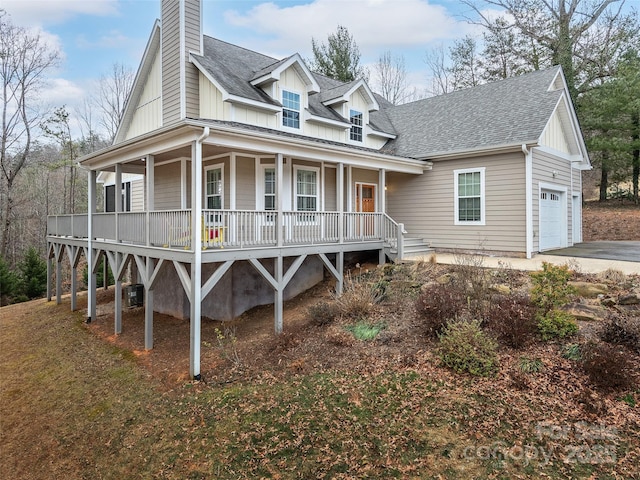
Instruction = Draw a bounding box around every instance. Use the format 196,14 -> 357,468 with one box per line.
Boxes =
152,255 -> 324,321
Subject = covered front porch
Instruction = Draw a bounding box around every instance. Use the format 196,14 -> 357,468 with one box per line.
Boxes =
46,120 -> 428,379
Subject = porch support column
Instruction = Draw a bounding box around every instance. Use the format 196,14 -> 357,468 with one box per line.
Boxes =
190,128 -> 207,380
115,163 -> 122,243
46,246 -> 52,301
230,153 -> 237,210
145,257 -> 154,349
67,245 -> 81,312
346,166 -> 353,212
145,155 -> 155,246
87,170 -> 97,322
275,256 -> 283,334
55,245 -> 62,304
378,169 -> 386,265
337,163 -> 344,244
337,251 -> 344,295
276,153 -> 284,247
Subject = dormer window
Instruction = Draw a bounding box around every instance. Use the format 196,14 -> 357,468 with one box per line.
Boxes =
350,109 -> 363,142
282,90 -> 300,129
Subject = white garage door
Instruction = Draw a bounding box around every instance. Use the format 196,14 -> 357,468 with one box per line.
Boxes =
539,189 -> 564,251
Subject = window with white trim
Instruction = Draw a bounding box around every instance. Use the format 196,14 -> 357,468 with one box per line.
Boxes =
349,109 -> 363,142
264,167 -> 276,210
282,90 -> 301,129
454,168 -> 485,225
295,168 -> 318,211
205,166 -> 223,209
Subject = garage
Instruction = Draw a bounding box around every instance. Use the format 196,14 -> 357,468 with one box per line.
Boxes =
539,189 -> 565,251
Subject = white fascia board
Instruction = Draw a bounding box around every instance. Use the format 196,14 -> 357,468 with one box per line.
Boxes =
114,20 -> 161,145
322,79 -> 380,112
226,94 -> 282,113
251,54 -> 320,93
367,128 -> 396,140
423,141 -> 538,161
306,113 -> 350,129
189,120 -> 426,174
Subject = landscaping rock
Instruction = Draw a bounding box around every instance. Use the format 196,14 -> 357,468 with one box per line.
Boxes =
490,284 -> 511,295
569,281 -> 608,298
600,296 -> 617,307
618,293 -> 640,305
560,302 -> 607,322
436,273 -> 453,285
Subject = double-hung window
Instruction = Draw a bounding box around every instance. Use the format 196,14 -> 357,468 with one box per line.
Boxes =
282,90 -> 300,129
205,166 -> 223,210
350,109 -> 363,142
264,167 -> 276,211
295,167 -> 318,222
454,168 -> 485,225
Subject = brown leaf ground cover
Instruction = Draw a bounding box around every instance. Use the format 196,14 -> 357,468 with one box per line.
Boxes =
1,202 -> 640,479
583,200 -> 640,241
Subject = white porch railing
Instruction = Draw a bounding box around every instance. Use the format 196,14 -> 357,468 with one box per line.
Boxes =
47,210 -> 403,251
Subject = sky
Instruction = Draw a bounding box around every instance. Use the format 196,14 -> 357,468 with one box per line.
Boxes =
2,0 -> 638,135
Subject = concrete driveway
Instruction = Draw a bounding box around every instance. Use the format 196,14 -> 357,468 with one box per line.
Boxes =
545,241 -> 640,263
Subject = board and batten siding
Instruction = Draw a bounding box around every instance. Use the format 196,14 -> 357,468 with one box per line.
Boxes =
154,162 -> 182,210
540,110 -> 570,155
126,50 -> 162,140
386,153 -> 527,253
531,147 -> 575,251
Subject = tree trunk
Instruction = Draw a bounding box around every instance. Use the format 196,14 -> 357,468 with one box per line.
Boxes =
599,154 -> 609,202
632,111 -> 639,204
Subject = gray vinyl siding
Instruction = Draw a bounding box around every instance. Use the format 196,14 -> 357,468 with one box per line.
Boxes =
131,178 -> 144,211
324,167 -> 337,211
155,162 -> 182,210
184,0 -> 200,118
531,148 -> 574,251
161,0 -> 180,124
352,168 -> 378,185
386,152 -> 527,253
236,156 -> 256,210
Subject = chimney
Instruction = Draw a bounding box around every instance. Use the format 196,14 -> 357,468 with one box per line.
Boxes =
161,0 -> 202,125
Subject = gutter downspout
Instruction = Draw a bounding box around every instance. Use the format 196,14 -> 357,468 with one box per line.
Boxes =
522,144 -> 533,259
190,126 -> 209,381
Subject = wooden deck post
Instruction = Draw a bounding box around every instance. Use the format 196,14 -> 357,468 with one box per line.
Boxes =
87,170 -> 97,322
144,256 -> 154,349
46,246 -> 52,302
275,256 -> 283,334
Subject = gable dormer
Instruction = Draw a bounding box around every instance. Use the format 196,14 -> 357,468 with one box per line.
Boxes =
251,54 -> 320,95
319,79 -> 379,112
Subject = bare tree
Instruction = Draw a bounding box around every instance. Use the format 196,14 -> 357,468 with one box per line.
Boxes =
424,45 -> 453,96
449,36 -> 482,90
94,62 -> 134,143
0,11 -> 59,261
462,0 -> 639,99
372,51 -> 411,105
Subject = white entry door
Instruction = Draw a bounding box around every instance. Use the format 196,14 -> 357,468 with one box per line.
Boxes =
539,189 -> 564,251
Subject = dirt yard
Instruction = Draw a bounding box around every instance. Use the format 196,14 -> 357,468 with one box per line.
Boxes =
583,200 -> 640,241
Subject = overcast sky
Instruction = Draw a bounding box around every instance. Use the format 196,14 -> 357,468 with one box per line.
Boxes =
2,0 -> 637,135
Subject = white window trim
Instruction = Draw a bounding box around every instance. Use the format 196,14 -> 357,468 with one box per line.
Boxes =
454,167 -> 485,226
204,163 -> 224,210
281,89 -> 302,132
349,108 -> 364,143
256,163 -> 276,211
293,165 -> 320,220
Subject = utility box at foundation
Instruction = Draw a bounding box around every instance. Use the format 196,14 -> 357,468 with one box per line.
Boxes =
125,284 -> 144,307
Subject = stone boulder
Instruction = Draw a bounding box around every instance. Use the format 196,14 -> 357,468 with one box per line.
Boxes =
618,293 -> 640,305
569,281 -> 608,298
560,302 -> 607,322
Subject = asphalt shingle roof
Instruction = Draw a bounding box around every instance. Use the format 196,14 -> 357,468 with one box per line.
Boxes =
192,36 -> 563,160
381,67 -> 563,158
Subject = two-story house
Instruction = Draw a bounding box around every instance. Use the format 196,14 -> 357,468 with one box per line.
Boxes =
46,0 -> 590,379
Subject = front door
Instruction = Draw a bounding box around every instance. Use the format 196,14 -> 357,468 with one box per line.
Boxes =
355,183 -> 376,237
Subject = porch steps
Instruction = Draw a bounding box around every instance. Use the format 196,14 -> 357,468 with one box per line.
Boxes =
387,237 -> 434,262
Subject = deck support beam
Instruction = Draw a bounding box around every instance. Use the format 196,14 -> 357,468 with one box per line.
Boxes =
54,243 -> 62,305
46,245 -> 52,302
87,170 -> 97,322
